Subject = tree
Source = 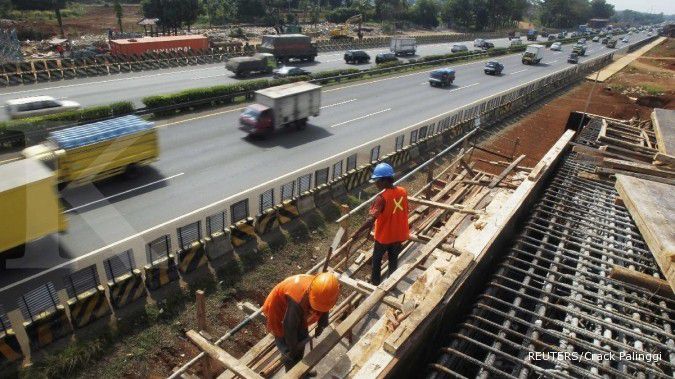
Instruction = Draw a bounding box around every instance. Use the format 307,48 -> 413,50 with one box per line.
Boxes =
539,0 -> 589,29
412,0 -> 440,28
590,0 -> 613,19
181,0 -> 200,32
12,0 -> 67,37
113,0 -> 124,33
441,0 -> 473,29
0,0 -> 12,18
235,0 -> 264,22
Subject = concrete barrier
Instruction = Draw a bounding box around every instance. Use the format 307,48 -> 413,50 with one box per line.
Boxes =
204,229 -> 233,262
108,270 -> 147,309
66,286 -> 111,329
230,218 -> 256,247
177,241 -> 208,274
144,255 -> 179,290
255,208 -> 280,235
278,199 -> 300,225
329,180 -> 347,200
0,330 -> 22,363
297,191 -> 317,214
313,184 -> 333,209
23,306 -> 72,349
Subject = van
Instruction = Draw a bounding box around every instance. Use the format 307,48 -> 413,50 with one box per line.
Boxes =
429,68 -> 455,87
6,96 -> 80,119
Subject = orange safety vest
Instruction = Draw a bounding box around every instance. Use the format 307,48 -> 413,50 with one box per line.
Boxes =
374,186 -> 410,244
262,274 -> 320,337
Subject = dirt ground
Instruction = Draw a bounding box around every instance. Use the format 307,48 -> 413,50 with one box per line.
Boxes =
16,5 -> 143,38
473,38 -> 675,175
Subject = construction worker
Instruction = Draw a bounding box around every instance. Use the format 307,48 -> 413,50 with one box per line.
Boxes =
353,163 -> 410,285
262,272 -> 340,373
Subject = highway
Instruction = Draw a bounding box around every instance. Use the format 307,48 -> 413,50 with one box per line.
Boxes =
0,36 -> 536,121
0,33 -> 649,305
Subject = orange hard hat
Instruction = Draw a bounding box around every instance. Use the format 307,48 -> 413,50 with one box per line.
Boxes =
308,272 -> 340,313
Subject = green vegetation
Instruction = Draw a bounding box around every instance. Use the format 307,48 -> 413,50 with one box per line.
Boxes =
642,84 -> 665,95
10,0 -> 70,36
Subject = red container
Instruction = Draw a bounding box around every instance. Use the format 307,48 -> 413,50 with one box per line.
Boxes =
110,35 -> 209,56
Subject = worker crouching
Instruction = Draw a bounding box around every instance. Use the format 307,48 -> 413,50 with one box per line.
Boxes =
262,272 -> 340,374
353,162 -> 410,285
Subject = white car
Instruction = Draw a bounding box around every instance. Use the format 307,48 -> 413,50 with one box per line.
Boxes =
622,37 -> 629,43
550,42 -> 562,51
5,96 -> 81,119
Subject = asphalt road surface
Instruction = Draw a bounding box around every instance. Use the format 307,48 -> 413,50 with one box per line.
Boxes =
0,35 -> 541,121
0,33 -> 649,306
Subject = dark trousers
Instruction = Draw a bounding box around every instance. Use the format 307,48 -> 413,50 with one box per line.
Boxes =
275,326 -> 309,371
372,241 -> 402,285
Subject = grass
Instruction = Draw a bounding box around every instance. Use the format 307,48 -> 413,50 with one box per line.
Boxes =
9,4 -> 85,21
641,84 -> 665,95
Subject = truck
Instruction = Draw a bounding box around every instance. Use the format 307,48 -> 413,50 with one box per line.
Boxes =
225,53 -> 277,77
22,115 -> 159,188
258,34 -> 318,63
527,29 -> 538,41
522,44 -> 544,65
572,44 -> 587,56
0,158 -> 67,260
607,38 -> 617,48
390,37 -> 416,56
239,82 -> 321,136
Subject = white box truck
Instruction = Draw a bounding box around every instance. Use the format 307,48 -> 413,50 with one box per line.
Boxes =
522,44 -> 544,65
239,82 -> 321,136
390,37 -> 416,56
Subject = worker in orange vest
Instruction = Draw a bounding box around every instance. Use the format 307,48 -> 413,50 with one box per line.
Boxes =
353,163 -> 410,285
262,272 -> 340,373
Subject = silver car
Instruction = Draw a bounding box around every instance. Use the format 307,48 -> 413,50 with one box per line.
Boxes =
451,44 -> 469,53
550,42 -> 562,51
6,96 -> 80,119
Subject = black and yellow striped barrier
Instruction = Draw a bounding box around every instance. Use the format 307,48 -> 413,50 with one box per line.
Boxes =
313,184 -> 333,209
296,191 -> 316,214
108,269 -> 147,309
177,241 -> 208,274
23,305 -> 72,349
230,218 -> 256,247
67,286 -> 111,329
330,180 -> 347,200
255,207 -> 279,235
344,166 -> 372,191
278,200 -> 299,224
144,255 -> 179,291
0,329 -> 22,363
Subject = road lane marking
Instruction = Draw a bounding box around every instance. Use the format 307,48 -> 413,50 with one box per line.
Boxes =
160,107 -> 246,128
64,172 -> 184,214
330,108 -> 391,128
448,82 -> 480,92
321,98 -> 357,109
0,44 -> 631,293
510,69 -> 528,75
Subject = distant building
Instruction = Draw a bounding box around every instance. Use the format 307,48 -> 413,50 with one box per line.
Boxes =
589,19 -> 610,29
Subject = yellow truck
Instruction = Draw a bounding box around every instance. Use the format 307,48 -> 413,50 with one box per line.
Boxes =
22,115 -> 159,188
0,158 -> 67,258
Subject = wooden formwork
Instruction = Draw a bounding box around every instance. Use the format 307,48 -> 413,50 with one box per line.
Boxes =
177,135 -> 574,378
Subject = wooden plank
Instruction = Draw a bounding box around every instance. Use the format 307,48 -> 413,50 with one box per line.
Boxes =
615,174 -> 675,293
609,266 -> 675,299
383,253 -> 473,354
407,197 -> 481,215
488,155 -> 526,189
654,152 -> 675,167
186,330 -> 264,379
596,167 -> 675,186
602,158 -> 675,179
652,108 -> 675,155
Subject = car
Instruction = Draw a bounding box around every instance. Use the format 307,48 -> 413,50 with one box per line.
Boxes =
6,96 -> 80,119
647,32 -> 653,36
592,36 -> 600,42
473,38 -> 486,48
429,68 -> 455,87
482,41 -> 495,49
272,66 -> 309,78
578,38 -> 587,45
344,50 -> 370,64
550,42 -> 562,51
451,44 -> 469,53
510,39 -> 523,47
601,37 -> 609,44
375,52 -> 398,64
567,52 -> 579,64
484,61 -> 504,75
573,44 -> 586,56
548,35 -> 557,41
622,37 -> 629,43
558,32 -> 566,39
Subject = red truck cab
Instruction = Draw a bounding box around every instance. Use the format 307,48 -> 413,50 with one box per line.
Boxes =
239,104 -> 273,135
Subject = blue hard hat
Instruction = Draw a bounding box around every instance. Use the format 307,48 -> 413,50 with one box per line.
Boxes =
371,163 -> 394,181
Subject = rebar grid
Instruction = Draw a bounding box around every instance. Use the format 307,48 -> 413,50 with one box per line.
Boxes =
429,121 -> 675,379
